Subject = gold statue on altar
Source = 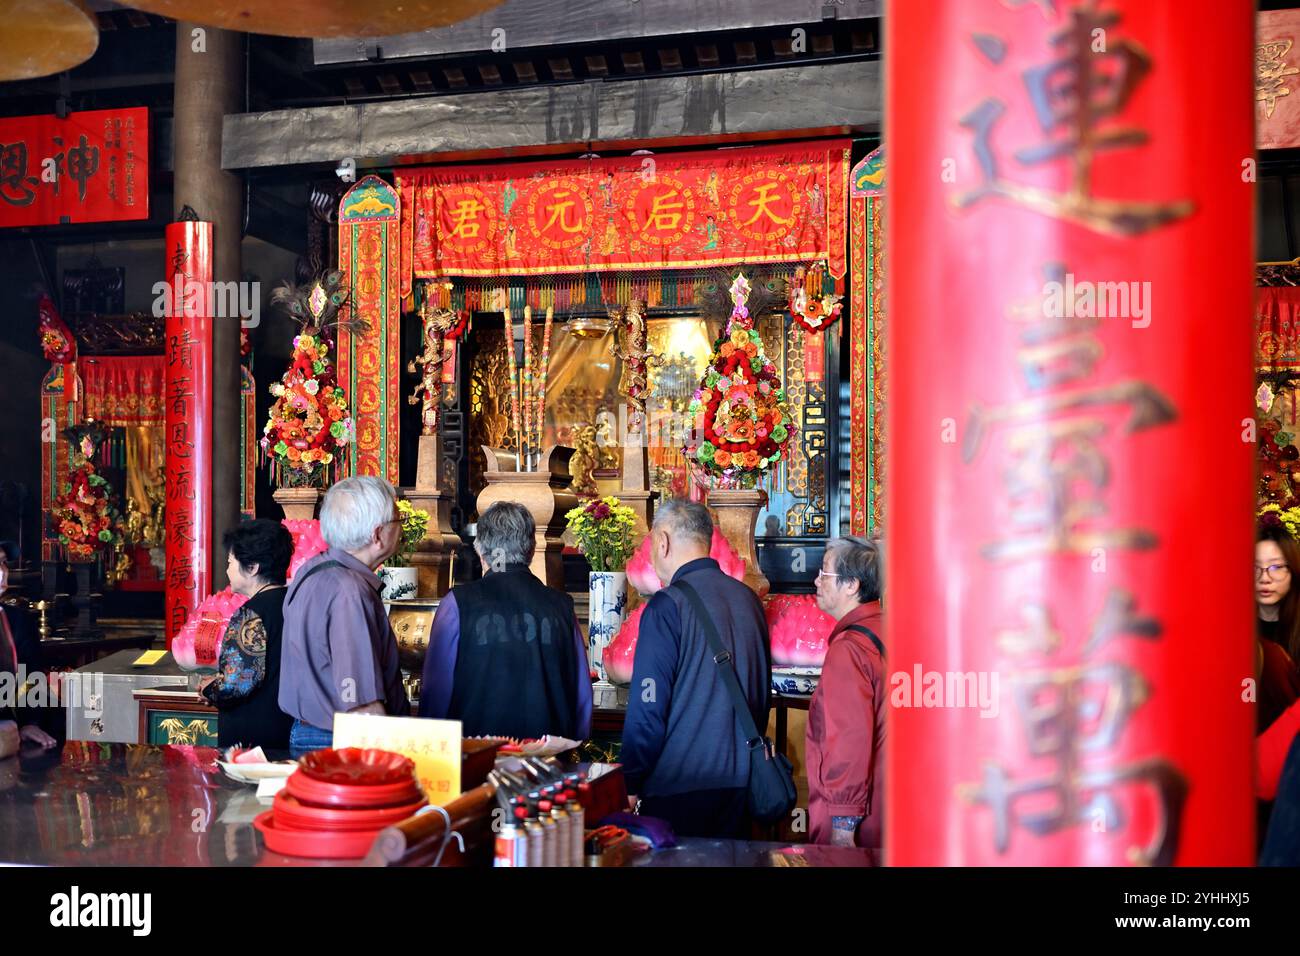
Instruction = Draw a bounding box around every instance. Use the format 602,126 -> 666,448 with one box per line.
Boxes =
569,422 -> 601,497
608,298 -> 661,419
408,296 -> 459,435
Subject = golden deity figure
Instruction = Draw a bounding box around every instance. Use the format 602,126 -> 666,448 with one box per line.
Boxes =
408,302 -> 458,435
569,423 -> 601,497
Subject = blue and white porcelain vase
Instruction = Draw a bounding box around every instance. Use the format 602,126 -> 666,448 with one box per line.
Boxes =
588,571 -> 628,683
379,565 -> 419,602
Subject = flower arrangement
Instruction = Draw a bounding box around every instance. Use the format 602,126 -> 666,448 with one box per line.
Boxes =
686,273 -> 794,488
565,496 -> 637,572
261,330 -> 354,487
53,430 -> 123,561
385,499 -> 430,568
787,263 -> 843,334
1259,502 -> 1300,539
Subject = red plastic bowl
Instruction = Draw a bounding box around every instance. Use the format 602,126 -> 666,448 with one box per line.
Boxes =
298,747 -> 416,786
254,810 -> 383,860
286,769 -> 423,808
273,790 -> 426,831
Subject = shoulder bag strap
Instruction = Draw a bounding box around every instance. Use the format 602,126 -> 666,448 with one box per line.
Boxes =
674,579 -> 765,748
845,623 -> 884,656
291,559 -> 344,588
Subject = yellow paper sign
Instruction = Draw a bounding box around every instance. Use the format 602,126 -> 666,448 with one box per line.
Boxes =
331,713 -> 461,804
131,650 -> 167,667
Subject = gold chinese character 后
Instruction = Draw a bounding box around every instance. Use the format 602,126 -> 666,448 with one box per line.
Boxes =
741,182 -> 793,228
542,191 -> 584,234
1258,38 -> 1300,119
644,189 -> 684,231
953,3 -> 1194,236
449,198 -> 486,238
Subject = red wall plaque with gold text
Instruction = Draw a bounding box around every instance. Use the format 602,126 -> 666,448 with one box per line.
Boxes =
0,107 -> 148,227
163,221 -> 214,645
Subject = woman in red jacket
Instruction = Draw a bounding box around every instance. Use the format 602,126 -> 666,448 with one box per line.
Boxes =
806,536 -> 885,848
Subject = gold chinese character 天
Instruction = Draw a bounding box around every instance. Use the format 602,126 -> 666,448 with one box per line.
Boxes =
741,182 -> 793,229
953,3 -> 1194,236
449,198 -> 486,238
1258,38 -> 1300,119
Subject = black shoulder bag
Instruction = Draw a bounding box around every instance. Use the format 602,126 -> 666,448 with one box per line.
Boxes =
674,580 -> 797,824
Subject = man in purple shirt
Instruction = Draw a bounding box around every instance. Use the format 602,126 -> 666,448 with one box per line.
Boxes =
419,501 -> 591,741
279,475 -> 410,757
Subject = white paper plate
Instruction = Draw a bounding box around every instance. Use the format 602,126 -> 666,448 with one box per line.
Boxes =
217,760 -> 298,784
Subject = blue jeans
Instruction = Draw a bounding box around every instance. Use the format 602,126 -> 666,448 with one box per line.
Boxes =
289,719 -> 334,759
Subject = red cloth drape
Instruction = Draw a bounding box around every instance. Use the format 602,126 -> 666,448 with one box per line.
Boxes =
80,355 -> 165,426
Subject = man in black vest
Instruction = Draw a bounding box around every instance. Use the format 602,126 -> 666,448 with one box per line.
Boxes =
622,500 -> 772,838
419,501 -> 591,741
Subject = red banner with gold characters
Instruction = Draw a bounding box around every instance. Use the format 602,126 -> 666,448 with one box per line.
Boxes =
396,139 -> 849,279
1257,9 -> 1300,149
338,175 -> 402,483
1256,286 -> 1300,370
0,107 -> 148,227
886,1 -> 1255,865
163,221 -> 214,646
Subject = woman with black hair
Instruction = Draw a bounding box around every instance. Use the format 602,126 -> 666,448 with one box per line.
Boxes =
1255,523 -> 1300,732
200,519 -> 295,751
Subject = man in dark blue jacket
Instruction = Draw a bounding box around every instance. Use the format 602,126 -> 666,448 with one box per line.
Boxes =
621,500 -> 771,838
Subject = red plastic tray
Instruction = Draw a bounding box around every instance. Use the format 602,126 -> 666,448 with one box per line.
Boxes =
254,811 -> 383,860
298,748 -> 415,786
273,790 -> 426,831
286,769 -> 423,808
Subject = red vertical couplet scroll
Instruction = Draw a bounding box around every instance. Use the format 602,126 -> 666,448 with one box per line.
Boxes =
163,221 -> 214,646
886,1 -> 1256,864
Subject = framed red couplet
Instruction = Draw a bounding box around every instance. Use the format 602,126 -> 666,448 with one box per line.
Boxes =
0,107 -> 148,227
163,221 -> 214,645
886,0 -> 1255,865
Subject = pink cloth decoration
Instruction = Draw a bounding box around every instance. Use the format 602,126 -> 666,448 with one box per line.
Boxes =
624,527 -> 746,596
765,593 -> 834,668
172,518 -> 330,671
604,604 -> 645,685
602,592 -> 835,685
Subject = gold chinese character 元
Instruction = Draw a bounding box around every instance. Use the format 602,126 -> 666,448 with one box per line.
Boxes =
542,191 -> 583,234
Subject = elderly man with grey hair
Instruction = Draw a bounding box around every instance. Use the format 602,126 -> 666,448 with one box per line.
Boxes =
621,499 -> 771,838
418,501 -> 591,741
807,535 -> 885,849
279,476 -> 410,757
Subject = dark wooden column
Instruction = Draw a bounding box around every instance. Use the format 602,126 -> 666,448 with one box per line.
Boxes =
173,23 -> 244,587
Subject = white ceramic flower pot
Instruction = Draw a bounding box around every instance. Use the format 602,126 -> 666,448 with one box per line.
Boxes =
588,571 -> 628,683
379,565 -> 419,602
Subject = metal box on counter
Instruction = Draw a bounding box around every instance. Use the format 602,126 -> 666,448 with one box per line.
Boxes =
65,649 -> 194,744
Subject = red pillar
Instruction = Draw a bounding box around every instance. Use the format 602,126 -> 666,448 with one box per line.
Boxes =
164,220 -> 214,646
885,1 -> 1256,864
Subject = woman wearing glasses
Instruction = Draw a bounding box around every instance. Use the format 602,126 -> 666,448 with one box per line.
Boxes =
805,536 -> 885,849
1255,523 -> 1300,733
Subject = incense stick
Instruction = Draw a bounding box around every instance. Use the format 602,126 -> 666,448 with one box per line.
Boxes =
504,307 -> 522,466
522,305 -> 534,469
535,306 -> 553,462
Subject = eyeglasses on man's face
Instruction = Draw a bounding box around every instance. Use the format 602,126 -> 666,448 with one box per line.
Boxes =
1257,563 -> 1291,581
815,568 -> 842,583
